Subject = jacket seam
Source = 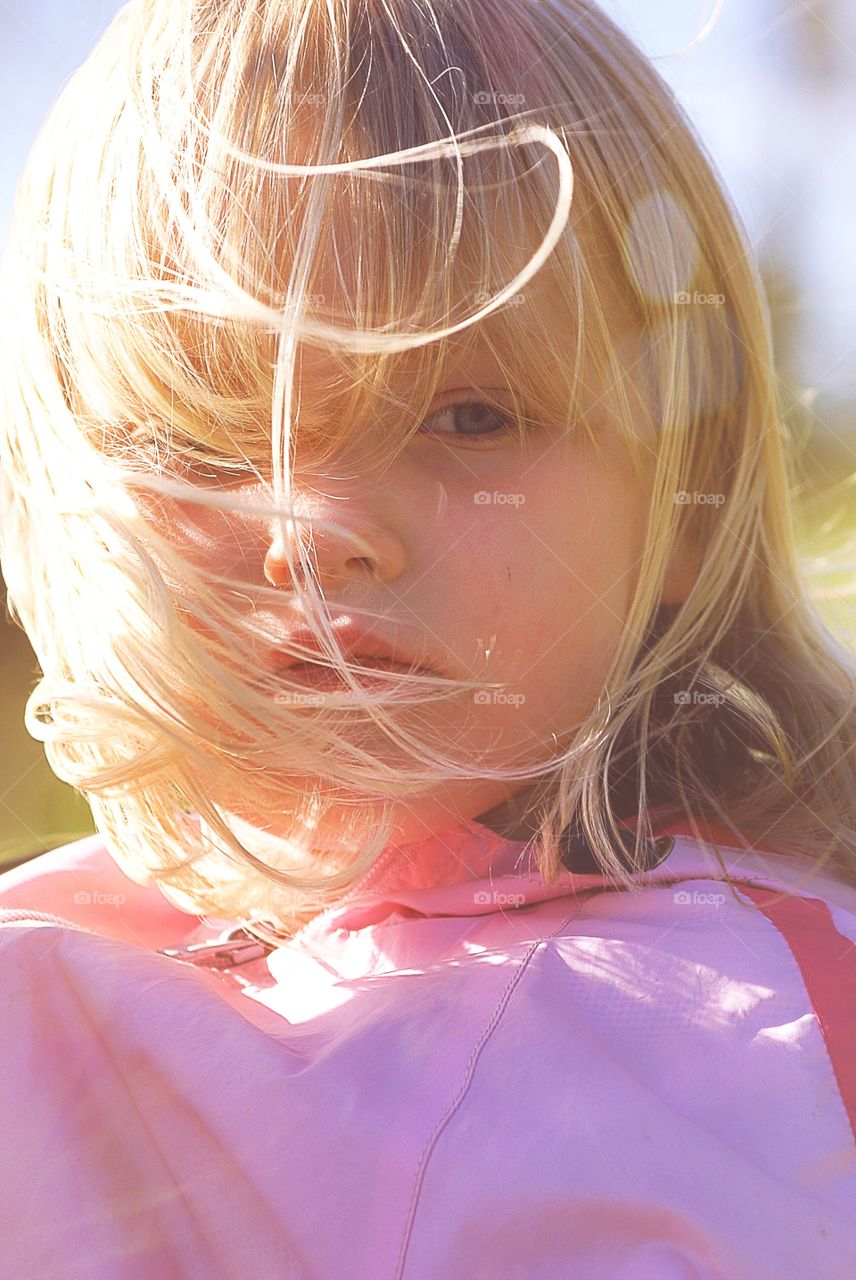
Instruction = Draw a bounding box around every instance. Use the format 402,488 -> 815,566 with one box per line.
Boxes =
393,902 -> 585,1279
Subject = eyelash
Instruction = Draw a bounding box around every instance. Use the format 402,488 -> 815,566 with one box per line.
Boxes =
417,396 -> 522,448
156,395 -> 525,482
165,452 -> 257,483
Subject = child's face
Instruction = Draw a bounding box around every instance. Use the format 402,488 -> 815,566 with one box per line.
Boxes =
135,319 -> 684,850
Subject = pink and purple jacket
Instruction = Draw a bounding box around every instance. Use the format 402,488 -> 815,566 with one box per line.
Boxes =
0,813 -> 855,1279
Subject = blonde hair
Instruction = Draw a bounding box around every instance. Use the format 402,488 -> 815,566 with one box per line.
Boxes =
2,0 -> 855,943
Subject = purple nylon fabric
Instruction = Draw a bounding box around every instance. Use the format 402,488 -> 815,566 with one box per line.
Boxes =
1,818 -> 855,1279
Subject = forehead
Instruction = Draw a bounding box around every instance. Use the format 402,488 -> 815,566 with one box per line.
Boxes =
270,144 -> 644,431
292,333 -> 508,392
276,105 -> 641,374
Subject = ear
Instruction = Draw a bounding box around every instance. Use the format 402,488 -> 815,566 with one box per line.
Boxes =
659,531 -> 701,606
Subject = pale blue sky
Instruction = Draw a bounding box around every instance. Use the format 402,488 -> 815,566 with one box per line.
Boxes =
2,0 -> 855,401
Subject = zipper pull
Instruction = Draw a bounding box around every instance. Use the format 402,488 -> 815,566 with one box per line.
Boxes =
0,910 -> 274,970
159,926 -> 273,970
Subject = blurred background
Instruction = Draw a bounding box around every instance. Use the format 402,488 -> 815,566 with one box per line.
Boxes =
1,0 -> 855,866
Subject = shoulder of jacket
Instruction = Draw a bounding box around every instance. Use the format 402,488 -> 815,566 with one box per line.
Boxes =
0,832 -> 201,950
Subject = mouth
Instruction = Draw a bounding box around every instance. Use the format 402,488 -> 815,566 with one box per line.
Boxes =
285,656 -> 437,687
262,616 -> 445,686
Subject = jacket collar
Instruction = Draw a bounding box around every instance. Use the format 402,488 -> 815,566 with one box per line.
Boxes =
289,811 -> 769,940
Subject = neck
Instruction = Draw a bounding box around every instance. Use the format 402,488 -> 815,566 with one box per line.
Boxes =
473,791 -> 541,843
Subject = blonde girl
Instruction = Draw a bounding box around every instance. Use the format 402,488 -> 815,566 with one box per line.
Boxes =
1,1 -> 856,1275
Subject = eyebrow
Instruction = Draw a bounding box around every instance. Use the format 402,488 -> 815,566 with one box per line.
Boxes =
437,343 -> 509,383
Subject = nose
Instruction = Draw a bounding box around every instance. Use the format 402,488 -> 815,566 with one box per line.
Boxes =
262,495 -> 408,589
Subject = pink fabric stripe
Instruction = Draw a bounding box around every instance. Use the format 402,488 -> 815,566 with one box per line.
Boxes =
735,882 -> 856,1147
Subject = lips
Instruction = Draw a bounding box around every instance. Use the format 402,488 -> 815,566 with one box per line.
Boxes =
285,656 -> 430,687
267,618 -> 440,679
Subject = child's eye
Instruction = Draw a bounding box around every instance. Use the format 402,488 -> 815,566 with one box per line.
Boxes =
418,397 -> 521,447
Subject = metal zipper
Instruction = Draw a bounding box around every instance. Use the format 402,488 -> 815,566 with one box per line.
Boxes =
0,909 -> 272,971
158,926 -> 274,969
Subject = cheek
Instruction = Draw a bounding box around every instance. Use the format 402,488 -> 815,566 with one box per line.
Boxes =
132,487 -> 257,582
477,453 -> 645,707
